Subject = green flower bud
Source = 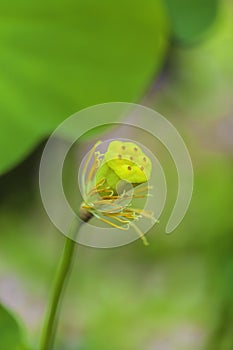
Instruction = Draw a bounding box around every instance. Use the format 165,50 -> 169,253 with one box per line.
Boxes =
80,140 -> 156,246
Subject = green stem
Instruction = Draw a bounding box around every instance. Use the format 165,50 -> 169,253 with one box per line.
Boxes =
39,218 -> 82,350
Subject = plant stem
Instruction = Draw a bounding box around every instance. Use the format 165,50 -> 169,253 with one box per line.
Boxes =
39,218 -> 82,350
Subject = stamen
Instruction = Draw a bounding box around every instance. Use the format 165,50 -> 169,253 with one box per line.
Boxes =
129,222 -> 149,246
133,185 -> 151,194
126,208 -> 154,219
104,213 -> 130,224
94,201 -> 123,212
101,195 -> 121,199
82,141 -> 102,180
86,152 -> 99,184
121,213 -> 137,219
94,188 -> 114,195
82,141 -> 102,192
98,217 -> 129,230
95,178 -> 106,187
86,177 -> 106,196
81,204 -> 93,209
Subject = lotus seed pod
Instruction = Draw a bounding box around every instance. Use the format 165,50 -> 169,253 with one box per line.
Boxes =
96,141 -> 152,193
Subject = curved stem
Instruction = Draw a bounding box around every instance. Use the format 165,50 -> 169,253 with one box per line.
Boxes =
39,218 -> 82,350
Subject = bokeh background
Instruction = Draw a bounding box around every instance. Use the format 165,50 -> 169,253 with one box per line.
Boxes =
0,0 -> 233,349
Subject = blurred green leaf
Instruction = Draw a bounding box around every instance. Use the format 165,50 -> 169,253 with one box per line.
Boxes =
0,303 -> 28,350
155,0 -> 233,120
0,0 -> 168,175
164,0 -> 219,44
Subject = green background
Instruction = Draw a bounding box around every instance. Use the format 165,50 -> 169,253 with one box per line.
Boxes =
0,0 -> 233,349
